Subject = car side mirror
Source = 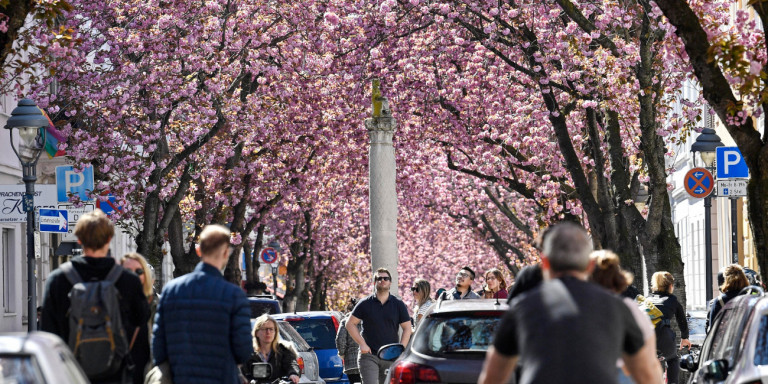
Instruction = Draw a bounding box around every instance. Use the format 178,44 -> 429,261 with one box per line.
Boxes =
252,362 -> 272,379
377,343 -> 405,361
702,359 -> 728,380
679,354 -> 698,372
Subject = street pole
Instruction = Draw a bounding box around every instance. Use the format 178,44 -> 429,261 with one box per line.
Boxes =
271,265 -> 278,298
364,79 -> 400,295
21,161 -> 37,332
731,198 -> 738,264
705,195 -> 713,302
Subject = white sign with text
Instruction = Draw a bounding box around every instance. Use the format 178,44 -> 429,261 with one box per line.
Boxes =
0,185 -> 58,223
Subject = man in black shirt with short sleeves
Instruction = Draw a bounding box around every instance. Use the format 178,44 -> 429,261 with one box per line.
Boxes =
346,268 -> 411,384
479,222 -> 658,384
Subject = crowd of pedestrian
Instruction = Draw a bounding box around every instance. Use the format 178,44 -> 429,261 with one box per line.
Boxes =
39,209 -> 757,384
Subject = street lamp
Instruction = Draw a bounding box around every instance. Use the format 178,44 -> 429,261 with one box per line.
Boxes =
4,99 -> 49,332
691,127 -> 724,302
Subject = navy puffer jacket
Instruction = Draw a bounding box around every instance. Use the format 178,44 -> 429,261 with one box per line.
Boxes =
152,262 -> 253,384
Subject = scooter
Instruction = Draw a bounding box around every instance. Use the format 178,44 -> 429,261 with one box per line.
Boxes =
248,362 -> 293,384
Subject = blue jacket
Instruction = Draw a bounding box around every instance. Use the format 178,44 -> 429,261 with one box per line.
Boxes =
153,262 -> 253,384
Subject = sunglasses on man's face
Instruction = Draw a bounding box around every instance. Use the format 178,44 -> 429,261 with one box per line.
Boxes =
375,276 -> 391,282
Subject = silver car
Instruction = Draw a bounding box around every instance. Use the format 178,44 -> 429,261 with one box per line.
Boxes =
382,299 -> 513,384
277,320 -> 325,384
0,331 -> 90,383
682,288 -> 768,383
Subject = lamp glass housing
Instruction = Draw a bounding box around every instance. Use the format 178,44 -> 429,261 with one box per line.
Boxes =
700,151 -> 716,168
18,127 -> 40,148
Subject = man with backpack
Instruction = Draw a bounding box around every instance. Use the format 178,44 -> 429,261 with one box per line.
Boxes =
41,209 -> 149,384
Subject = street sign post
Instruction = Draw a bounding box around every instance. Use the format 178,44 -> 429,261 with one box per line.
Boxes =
716,147 -> 749,179
39,209 -> 68,233
685,168 -> 715,198
260,247 -> 278,264
717,180 -> 748,197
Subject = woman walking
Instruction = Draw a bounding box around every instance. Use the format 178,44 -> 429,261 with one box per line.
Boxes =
120,252 -> 155,384
649,271 -> 691,384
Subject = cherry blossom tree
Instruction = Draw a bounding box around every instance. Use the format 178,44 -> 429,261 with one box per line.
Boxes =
655,0 -> 768,283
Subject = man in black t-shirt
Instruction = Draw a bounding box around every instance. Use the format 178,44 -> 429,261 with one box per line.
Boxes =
345,268 -> 411,384
479,222 -> 658,384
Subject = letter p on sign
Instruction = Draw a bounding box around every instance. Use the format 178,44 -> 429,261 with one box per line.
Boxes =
716,147 -> 749,179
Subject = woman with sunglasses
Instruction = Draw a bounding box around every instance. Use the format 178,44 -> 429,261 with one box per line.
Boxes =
411,278 -> 434,328
243,314 -> 300,383
120,252 -> 155,384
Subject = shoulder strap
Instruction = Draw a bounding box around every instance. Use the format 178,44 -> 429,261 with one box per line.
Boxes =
104,263 -> 123,284
718,295 -> 725,308
60,262 -> 83,285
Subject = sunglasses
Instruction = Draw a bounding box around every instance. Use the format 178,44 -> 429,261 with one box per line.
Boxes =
375,276 -> 391,282
130,268 -> 144,276
410,286 -> 419,292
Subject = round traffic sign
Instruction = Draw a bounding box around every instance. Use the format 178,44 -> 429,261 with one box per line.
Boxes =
684,168 -> 715,198
260,247 -> 278,264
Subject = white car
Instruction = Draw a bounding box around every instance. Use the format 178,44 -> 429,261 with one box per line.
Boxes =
0,331 -> 90,383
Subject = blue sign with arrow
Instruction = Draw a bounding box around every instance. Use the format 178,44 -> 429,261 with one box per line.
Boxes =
39,209 -> 68,233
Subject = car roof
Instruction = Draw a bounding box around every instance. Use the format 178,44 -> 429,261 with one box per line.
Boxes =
273,311 -> 341,319
0,332 -> 67,354
430,299 -> 509,314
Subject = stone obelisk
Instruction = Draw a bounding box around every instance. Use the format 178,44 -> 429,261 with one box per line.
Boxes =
364,79 -> 400,295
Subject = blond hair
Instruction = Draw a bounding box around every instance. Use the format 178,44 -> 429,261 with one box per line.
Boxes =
121,252 -> 153,298
252,314 -> 281,354
651,271 -> 675,293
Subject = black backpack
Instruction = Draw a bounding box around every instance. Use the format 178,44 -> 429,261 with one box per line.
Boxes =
61,262 -> 129,380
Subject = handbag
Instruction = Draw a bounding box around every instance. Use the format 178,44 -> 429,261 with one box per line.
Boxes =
144,361 -> 173,384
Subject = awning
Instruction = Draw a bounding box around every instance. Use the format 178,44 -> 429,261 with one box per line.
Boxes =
54,242 -> 80,256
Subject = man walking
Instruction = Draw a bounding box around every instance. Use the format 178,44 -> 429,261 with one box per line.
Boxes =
346,268 -> 411,384
41,209 -> 149,384
152,225 -> 253,384
478,222 -> 659,384
445,266 -> 481,300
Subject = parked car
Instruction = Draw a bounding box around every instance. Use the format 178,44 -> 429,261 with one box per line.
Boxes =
0,331 -> 90,383
277,320 -> 326,384
681,287 -> 768,383
273,311 -> 349,384
380,299 -> 514,384
249,294 -> 282,317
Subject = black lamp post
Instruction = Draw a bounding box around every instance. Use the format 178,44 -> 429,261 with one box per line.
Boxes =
267,241 -> 281,298
4,99 -> 49,332
691,127 -> 724,303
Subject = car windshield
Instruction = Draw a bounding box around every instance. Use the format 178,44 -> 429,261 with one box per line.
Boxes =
250,301 -> 278,317
285,318 -> 336,350
278,321 -> 312,352
0,354 -> 46,384
413,313 -> 501,355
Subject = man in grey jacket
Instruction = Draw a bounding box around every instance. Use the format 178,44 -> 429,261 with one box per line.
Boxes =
336,298 -> 361,384
445,266 -> 481,300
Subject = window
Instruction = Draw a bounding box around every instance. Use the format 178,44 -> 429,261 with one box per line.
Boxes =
414,313 -> 502,355
707,298 -> 752,366
0,354 -> 46,383
754,315 -> 768,365
2,228 -> 14,313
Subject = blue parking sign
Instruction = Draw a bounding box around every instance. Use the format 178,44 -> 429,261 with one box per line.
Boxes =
56,165 -> 94,202
716,147 -> 749,179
